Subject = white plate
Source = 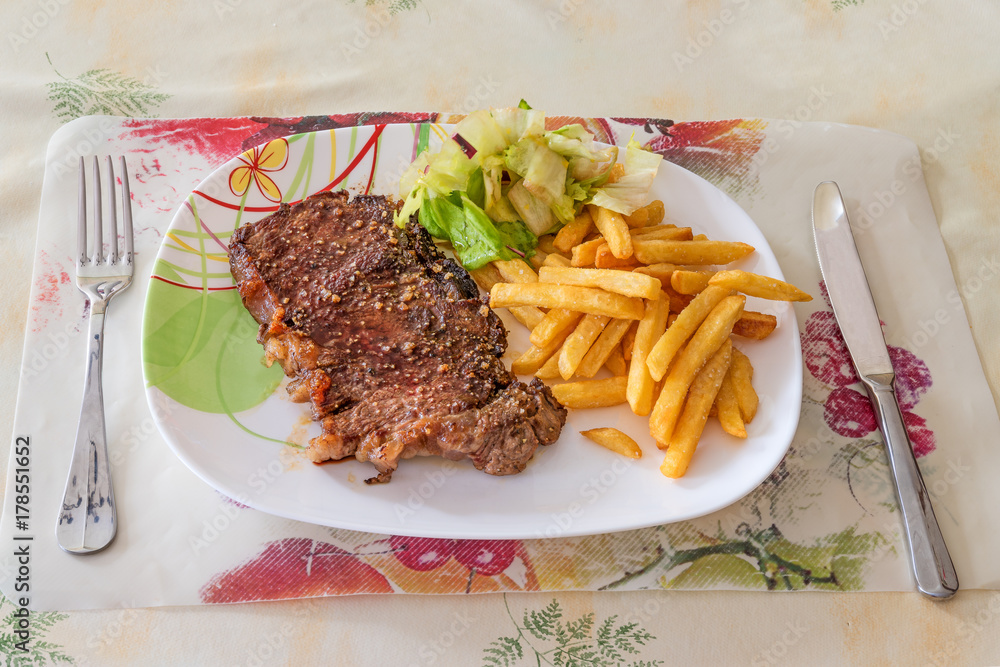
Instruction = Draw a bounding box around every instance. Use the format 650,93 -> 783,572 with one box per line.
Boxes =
141,123 -> 802,539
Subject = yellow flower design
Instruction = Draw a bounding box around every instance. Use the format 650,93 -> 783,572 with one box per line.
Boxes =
228,138 -> 289,202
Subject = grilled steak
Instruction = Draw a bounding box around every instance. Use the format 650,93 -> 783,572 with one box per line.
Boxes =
228,191 -> 566,483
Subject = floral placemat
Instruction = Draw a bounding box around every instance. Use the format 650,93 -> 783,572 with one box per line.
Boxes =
2,113 -> 997,611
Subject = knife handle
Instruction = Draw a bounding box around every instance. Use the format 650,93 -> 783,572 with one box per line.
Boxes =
864,374 -> 959,599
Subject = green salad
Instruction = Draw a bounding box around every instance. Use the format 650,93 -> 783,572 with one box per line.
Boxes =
395,104 -> 662,270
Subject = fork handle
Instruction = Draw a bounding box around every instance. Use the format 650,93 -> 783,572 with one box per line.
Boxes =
56,306 -> 117,554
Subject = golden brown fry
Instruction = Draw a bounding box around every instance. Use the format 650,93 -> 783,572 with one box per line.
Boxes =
649,295 -> 745,442
631,223 -> 676,236
535,349 -> 563,379
490,283 -> 644,320
606,162 -> 626,184
603,343 -> 628,377
558,314 -> 611,379
624,200 -> 665,229
570,237 -> 605,267
581,428 -> 642,459
469,264 -> 503,292
550,376 -> 628,409
576,318 -> 633,378
511,327 -> 573,375
670,270 -> 715,295
622,320 -> 639,361
630,226 -> 693,241
633,263 -> 680,290
589,205 -> 634,259
730,347 -> 758,422
715,368 -> 747,438
528,251 -> 547,271
708,270 -> 813,302
553,208 -> 594,254
627,295 -> 671,416
509,306 -> 546,330
538,266 -> 661,300
492,258 -> 539,284
530,308 -> 584,348
542,253 -> 572,268
633,239 -> 755,265
595,244 -> 642,269
732,311 -> 778,340
646,285 -> 732,381
536,234 -> 560,256
659,340 -> 733,477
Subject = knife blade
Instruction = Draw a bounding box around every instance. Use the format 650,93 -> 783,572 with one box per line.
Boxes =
812,181 -> 958,599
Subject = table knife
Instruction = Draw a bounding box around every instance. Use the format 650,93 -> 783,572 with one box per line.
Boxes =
812,181 -> 959,599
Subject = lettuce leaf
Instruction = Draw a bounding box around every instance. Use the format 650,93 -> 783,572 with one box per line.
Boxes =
417,193 -> 536,270
588,140 -> 663,215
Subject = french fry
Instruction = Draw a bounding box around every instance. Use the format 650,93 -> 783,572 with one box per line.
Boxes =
660,340 -> 733,477
469,264 -> 503,292
528,250 -> 547,271
670,270 -> 715,295
581,428 -> 642,459
730,347 -> 758,422
667,289 -> 693,314
631,223 -> 676,236
603,344 -> 628,377
589,205 -> 633,259
530,309 -> 584,348
633,239 -> 755,265
536,234 -> 560,256
624,200 -> 665,228
469,264 -> 544,329
535,349 -> 562,379
553,208 -> 594,254
646,285 -> 732,381
595,244 -> 642,269
627,295 -> 671,416
570,237 -> 605,267
708,270 -> 813,302
732,311 -> 778,340
490,283 -> 645,319
559,314 -> 611,380
509,306 -> 546,330
542,253 -> 572,268
633,263 -> 680,290
511,327 -> 573,375
715,368 -> 747,438
606,162 -> 626,183
550,376 -> 628,409
622,320 -> 639,361
649,295 -> 745,443
538,266 -> 661,300
492,258 -> 539,284
576,318 -> 633,378
630,226 -> 693,241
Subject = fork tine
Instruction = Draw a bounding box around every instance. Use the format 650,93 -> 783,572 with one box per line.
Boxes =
106,155 -> 119,264
78,157 -> 87,266
119,156 -> 134,264
92,156 -> 103,264
105,156 -> 119,265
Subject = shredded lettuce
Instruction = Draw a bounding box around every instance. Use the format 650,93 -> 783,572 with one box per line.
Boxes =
395,106 -> 662,270
588,140 -> 663,215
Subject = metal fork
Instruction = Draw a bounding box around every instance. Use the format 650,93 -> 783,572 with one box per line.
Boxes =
56,156 -> 134,554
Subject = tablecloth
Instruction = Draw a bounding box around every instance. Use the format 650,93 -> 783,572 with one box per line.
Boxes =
2,1 -> 999,665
